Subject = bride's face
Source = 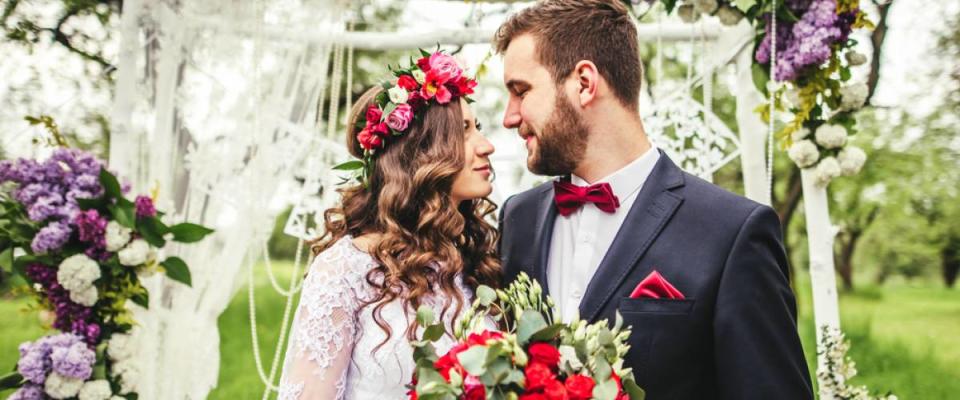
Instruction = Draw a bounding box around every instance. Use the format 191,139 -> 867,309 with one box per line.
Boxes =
451,99 -> 495,203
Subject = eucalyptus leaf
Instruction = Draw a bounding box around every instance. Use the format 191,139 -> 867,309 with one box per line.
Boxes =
416,305 -> 435,327
593,378 -> 619,400
456,345 -> 489,376
517,310 -> 548,344
422,324 -> 445,342
623,378 -> 647,400
476,285 -> 496,306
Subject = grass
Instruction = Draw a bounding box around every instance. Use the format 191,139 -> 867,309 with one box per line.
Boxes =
2,261 -> 958,399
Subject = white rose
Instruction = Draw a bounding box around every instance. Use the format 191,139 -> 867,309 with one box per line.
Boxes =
845,51 -> 868,66
788,140 -> 820,168
838,146 -> 867,176
791,127 -> 811,142
104,221 -> 132,252
57,254 -> 101,292
716,4 -> 744,26
692,0 -> 718,14
814,156 -> 841,187
839,82 -> 869,111
677,4 -> 701,23
815,124 -> 848,149
70,285 -> 99,307
118,239 -> 150,267
107,333 -> 136,362
44,372 -> 84,399
78,379 -> 113,400
387,86 -> 408,104
412,69 -> 426,84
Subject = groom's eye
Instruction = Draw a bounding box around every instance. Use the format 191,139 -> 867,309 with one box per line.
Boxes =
476,120 -> 483,131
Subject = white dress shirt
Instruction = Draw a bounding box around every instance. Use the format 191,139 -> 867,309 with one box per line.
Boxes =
546,147 -> 661,322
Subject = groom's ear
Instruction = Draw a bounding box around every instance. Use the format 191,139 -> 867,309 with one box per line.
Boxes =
573,60 -> 599,108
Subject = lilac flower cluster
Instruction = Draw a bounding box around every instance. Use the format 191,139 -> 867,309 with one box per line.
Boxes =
75,209 -> 110,260
16,332 -> 94,386
135,195 -> 157,218
754,0 -> 857,81
0,149 -> 104,254
26,263 -> 101,345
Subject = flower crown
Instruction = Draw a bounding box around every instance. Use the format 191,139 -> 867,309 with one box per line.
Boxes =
336,49 -> 478,185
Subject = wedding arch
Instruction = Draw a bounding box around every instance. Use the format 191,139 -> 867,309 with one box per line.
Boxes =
106,0 -> 856,398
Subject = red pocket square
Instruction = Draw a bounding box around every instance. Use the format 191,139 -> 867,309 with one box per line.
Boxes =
629,270 -> 685,299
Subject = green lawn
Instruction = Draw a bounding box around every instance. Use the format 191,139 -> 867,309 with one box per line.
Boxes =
2,262 -> 958,399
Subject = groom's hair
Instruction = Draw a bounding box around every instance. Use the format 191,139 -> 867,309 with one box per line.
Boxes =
493,0 -> 642,108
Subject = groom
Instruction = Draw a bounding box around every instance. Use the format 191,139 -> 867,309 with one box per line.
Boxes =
494,1 -> 813,399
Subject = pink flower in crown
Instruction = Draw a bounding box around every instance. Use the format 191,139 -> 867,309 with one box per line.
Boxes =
427,53 -> 462,84
386,104 -> 414,132
421,71 -> 453,104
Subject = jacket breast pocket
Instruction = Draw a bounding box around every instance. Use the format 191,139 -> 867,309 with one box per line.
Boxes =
618,298 -> 695,315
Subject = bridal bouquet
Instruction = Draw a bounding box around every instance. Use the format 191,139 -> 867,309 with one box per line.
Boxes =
0,148 -> 213,399
408,273 -> 645,400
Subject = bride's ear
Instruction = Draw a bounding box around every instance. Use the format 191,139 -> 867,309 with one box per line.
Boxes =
573,60 -> 599,108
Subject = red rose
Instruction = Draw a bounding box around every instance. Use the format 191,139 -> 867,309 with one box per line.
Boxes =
356,127 -> 381,150
463,375 -> 485,400
528,343 -> 561,369
519,394 -> 548,400
397,74 -> 418,91
434,342 -> 469,382
524,362 -> 555,391
416,56 -> 431,72
406,91 -> 426,111
564,374 -> 595,400
543,379 -> 569,400
365,104 -> 382,124
372,122 -> 390,137
467,330 -> 504,346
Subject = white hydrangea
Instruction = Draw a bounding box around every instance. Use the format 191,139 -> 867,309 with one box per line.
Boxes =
814,156 -> 841,187
815,124 -> 848,149
845,51 -> 868,66
57,254 -> 101,293
78,379 -> 113,400
387,86 -> 409,104
839,82 -> 869,111
107,333 -> 136,362
677,4 -> 701,23
44,372 -> 84,399
716,4 -> 744,26
692,0 -> 718,14
412,69 -> 426,84
118,239 -> 150,267
104,221 -> 132,252
838,146 -> 867,176
70,285 -> 99,307
111,359 -> 140,394
788,140 -> 820,168
791,127 -> 811,142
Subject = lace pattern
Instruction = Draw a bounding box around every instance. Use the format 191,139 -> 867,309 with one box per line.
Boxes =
276,235 -> 483,399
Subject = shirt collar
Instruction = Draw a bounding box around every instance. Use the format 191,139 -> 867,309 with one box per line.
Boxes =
571,146 -> 660,201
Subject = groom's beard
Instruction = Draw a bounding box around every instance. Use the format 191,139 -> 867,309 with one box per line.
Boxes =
527,91 -> 589,176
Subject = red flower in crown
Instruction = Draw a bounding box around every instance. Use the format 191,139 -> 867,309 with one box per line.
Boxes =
397,74 -> 418,91
357,127 -> 382,150
365,104 -> 383,124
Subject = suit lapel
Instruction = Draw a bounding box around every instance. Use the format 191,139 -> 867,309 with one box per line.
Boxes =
578,151 -> 686,322
533,184 -> 559,298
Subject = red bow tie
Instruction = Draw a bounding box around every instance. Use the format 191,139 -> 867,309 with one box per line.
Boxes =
553,180 -> 621,217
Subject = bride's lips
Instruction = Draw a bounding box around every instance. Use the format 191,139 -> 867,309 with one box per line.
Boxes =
473,164 -> 491,177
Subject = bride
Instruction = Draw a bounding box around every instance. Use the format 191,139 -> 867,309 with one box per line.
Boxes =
277,52 -> 500,399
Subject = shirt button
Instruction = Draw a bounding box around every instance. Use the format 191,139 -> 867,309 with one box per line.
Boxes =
571,289 -> 583,299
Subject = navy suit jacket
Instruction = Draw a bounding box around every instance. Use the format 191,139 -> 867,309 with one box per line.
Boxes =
498,151 -> 813,399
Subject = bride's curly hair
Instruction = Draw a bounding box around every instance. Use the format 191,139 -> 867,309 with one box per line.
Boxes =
311,86 -> 501,349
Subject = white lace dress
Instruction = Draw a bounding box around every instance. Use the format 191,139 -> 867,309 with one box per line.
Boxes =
276,235 -> 481,399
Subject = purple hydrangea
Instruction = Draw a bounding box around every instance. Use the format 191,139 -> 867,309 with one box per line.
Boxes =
754,0 -> 854,81
7,384 -> 45,400
30,221 -> 72,254
135,195 -> 157,218
50,340 -> 96,380
16,333 -> 90,386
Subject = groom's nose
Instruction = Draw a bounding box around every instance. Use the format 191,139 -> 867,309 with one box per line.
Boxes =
503,98 -> 522,129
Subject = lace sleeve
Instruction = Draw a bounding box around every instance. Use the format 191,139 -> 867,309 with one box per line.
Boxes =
277,246 -> 365,400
